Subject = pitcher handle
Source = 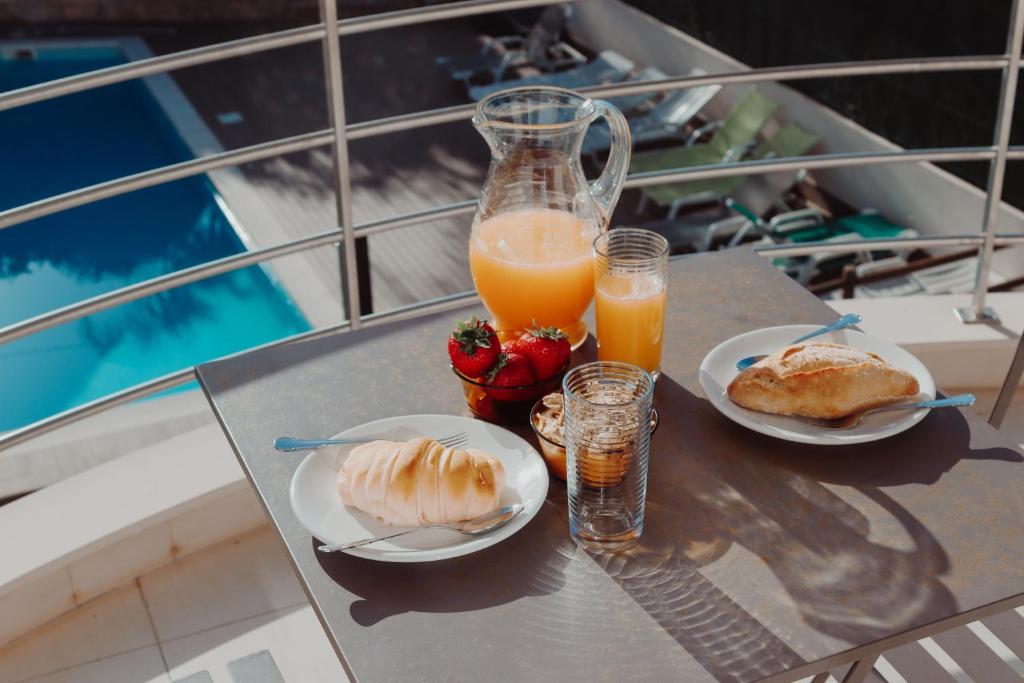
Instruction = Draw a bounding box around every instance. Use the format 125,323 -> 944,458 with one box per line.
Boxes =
589,99 -> 632,227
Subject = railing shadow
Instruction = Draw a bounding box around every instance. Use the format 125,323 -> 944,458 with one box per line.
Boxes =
313,496 -> 574,627
580,373 -> 1022,681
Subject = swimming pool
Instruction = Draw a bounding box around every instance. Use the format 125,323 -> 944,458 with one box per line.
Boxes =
0,43 -> 310,431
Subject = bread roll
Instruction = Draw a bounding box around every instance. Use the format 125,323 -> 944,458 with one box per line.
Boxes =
336,437 -> 506,526
727,342 -> 919,419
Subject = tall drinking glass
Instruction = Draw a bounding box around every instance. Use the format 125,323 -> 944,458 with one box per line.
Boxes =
563,361 -> 655,552
593,228 -> 669,377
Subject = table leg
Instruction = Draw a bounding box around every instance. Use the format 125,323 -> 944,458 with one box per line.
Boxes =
841,656 -> 879,683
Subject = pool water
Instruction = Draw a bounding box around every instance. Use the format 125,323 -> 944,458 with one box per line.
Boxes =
0,45 -> 310,431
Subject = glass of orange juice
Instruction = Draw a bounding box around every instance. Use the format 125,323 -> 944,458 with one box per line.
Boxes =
593,228 -> 669,377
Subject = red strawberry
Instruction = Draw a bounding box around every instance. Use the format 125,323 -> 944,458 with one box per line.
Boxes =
515,323 -> 571,380
448,316 -> 500,377
485,352 -> 536,402
502,335 -> 528,356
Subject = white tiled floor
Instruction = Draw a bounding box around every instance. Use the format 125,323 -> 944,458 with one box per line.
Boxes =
22,648 -> 170,683
162,606 -> 347,682
0,583 -> 157,683
138,530 -> 307,643
0,529 -> 348,683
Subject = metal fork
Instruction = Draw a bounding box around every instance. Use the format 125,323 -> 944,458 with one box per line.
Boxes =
790,394 -> 976,430
274,431 -> 468,452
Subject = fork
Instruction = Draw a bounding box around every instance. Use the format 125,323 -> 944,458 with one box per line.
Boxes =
274,431 -> 468,452
790,394 -> 975,430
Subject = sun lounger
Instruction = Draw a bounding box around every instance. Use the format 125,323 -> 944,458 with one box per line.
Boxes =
629,90 -> 781,214
601,66 -> 668,115
438,5 -> 585,85
637,124 -> 819,253
468,50 -> 634,101
583,69 -> 722,160
767,209 -> 918,285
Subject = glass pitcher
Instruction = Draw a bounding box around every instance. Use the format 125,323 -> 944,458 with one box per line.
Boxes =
469,87 -> 631,349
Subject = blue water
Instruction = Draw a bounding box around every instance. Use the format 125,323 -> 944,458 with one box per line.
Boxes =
0,46 -> 310,430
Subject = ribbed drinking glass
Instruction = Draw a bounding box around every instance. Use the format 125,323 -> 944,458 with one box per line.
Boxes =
562,361 -> 655,552
593,228 -> 669,378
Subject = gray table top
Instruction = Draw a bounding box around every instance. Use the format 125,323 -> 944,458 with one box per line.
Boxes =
197,249 -> 1024,683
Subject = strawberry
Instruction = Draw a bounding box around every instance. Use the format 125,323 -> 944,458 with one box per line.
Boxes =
515,322 -> 571,381
502,335 -> 527,356
448,316 -> 500,377
485,352 -> 536,402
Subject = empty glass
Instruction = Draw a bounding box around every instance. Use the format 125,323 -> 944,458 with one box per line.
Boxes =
593,228 -> 669,378
562,361 -> 655,552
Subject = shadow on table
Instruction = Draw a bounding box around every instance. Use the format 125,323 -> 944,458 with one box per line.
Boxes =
315,496 -> 575,627
591,374 -> 1021,683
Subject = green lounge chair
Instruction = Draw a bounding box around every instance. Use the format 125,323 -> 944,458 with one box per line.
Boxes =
766,209 -> 919,284
637,123 -> 819,253
582,69 -> 723,160
630,89 -> 781,214
642,120 -> 818,229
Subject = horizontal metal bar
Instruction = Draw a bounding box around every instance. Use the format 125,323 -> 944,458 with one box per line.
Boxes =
624,147 -> 997,188
0,368 -> 197,452
1,55 -> 1017,231
0,196 -> 479,343
580,55 -> 1008,99
349,56 -> 1008,139
0,141 -> 1003,235
353,200 -> 477,237
0,1 -> 575,115
995,232 -> 1024,245
364,290 -> 478,324
295,148 -> 1016,242
347,103 -> 476,140
0,24 -> 326,112
0,144 -> 1009,344
0,227 -> 345,345
754,232 -> 1024,258
338,0 -> 577,36
753,235 -> 986,257
0,130 -> 333,230
0,317 -> 346,452
0,290 -> 478,454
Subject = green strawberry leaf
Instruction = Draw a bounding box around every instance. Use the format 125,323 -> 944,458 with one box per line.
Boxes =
485,353 -> 508,382
527,318 -> 567,341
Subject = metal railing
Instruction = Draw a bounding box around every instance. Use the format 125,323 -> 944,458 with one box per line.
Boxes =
2,0 -> 1024,452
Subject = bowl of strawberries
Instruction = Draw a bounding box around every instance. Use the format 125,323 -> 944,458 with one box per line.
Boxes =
448,316 -> 572,424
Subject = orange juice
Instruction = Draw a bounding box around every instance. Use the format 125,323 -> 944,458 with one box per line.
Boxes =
594,271 -> 666,373
470,208 -> 598,345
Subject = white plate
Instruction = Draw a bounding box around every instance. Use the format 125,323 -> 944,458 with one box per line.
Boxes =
289,414 -> 548,562
698,325 -> 936,445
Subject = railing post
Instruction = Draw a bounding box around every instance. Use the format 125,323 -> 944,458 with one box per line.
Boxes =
958,0 -> 1024,324
318,0 -> 364,328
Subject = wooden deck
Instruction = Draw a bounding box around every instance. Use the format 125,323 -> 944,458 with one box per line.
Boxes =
148,20 -> 494,319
